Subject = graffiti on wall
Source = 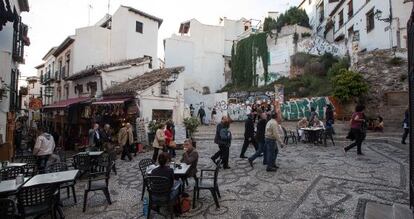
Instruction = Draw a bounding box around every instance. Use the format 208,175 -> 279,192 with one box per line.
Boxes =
281,96 -> 338,121
227,91 -> 277,121
298,36 -> 346,57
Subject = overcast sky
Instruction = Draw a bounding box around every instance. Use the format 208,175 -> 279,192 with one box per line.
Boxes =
19,0 -> 302,79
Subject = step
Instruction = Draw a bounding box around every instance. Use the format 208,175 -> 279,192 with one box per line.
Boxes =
365,202 -> 393,219
393,203 -> 413,219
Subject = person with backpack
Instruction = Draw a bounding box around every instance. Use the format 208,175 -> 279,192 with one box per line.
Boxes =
344,105 -> 366,155
211,116 -> 231,169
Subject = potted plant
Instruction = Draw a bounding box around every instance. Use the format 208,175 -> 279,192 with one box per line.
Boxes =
183,117 -> 200,147
147,120 -> 161,146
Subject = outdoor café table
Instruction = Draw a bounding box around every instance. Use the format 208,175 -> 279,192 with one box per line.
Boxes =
76,151 -> 104,157
23,170 -> 79,219
0,177 -> 30,198
147,163 -> 191,177
301,127 -> 324,144
0,162 -> 27,169
23,170 -> 79,188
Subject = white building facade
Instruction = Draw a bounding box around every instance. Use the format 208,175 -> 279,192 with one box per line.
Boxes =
0,0 -> 29,145
299,0 -> 413,54
164,18 -> 249,103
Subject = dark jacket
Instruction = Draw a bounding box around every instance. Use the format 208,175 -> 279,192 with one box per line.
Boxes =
151,166 -> 174,187
198,108 -> 206,117
244,117 -> 255,138
255,118 -> 267,143
181,149 -> 199,177
219,128 -> 232,146
325,109 -> 334,122
214,123 -> 224,144
404,110 -> 410,128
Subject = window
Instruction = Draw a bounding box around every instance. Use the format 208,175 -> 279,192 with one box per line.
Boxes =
339,10 -> 344,27
160,81 -> 168,95
366,8 -> 375,32
64,85 -> 69,99
348,0 -> 354,17
87,81 -> 97,97
136,21 -> 143,33
74,84 -> 83,95
65,52 -> 70,77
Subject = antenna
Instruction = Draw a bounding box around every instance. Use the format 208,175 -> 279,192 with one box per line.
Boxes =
88,3 -> 93,25
107,0 -> 110,14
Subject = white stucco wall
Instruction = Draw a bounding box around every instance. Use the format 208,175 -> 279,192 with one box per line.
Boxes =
164,18 -> 246,101
72,26 -> 111,74
110,6 -> 159,67
137,75 -> 185,125
184,89 -> 228,124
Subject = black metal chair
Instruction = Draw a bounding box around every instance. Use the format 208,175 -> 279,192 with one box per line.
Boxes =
19,155 -> 37,165
46,162 -> 77,204
282,127 -> 297,144
145,176 -> 179,219
83,159 -> 112,212
139,158 -> 155,201
96,152 -> 116,175
17,183 -> 58,219
22,163 -> 38,177
0,166 -> 23,180
193,160 -> 221,209
73,153 -> 91,176
0,198 -> 17,219
323,127 -> 335,146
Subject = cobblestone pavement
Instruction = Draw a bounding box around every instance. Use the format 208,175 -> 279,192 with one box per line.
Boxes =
60,138 -> 409,219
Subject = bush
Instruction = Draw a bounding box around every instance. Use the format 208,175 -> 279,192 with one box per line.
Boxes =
275,7 -> 310,32
327,57 -> 350,79
183,117 -> 200,138
263,17 -> 277,32
332,69 -> 369,102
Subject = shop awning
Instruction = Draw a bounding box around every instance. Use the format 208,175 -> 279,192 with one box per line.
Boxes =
43,97 -> 90,109
92,97 -> 132,105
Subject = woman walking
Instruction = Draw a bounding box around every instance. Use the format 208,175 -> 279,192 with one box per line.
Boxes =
152,123 -> 166,162
344,105 -> 366,155
164,122 -> 176,158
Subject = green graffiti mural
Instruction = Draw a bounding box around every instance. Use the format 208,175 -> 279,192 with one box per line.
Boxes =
281,97 -> 331,121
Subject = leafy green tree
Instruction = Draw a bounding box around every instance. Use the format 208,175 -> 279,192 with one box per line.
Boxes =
275,7 -> 310,32
332,69 -> 369,102
263,17 -> 277,32
327,57 -> 350,79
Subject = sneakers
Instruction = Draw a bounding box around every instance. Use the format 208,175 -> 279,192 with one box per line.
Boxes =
248,159 -> 253,168
266,167 -> 277,172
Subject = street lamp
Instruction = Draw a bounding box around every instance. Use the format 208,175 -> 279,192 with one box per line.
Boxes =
374,9 -> 392,22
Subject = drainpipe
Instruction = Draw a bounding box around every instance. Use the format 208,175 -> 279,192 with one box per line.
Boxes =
389,0 -> 394,48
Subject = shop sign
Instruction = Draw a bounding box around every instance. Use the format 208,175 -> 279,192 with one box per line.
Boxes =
29,98 -> 42,110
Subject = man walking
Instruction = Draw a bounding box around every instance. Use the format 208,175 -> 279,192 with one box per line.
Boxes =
248,112 -> 267,167
198,106 -> 206,125
33,127 -> 55,173
240,114 -> 258,158
211,116 -> 231,169
88,123 -> 102,150
118,123 -> 133,161
264,112 -> 285,172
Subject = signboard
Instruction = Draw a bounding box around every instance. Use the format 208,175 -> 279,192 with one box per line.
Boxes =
29,98 -> 42,110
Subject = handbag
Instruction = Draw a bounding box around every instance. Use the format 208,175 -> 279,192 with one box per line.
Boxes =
168,140 -> 177,149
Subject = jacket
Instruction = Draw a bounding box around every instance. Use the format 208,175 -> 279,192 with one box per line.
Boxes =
181,148 -> 199,177
265,119 -> 284,145
118,127 -> 133,146
244,117 -> 255,138
164,129 -> 173,146
255,118 -> 267,143
152,128 -> 165,149
88,129 -> 102,146
214,123 -> 224,144
219,128 -> 232,146
33,133 -> 55,156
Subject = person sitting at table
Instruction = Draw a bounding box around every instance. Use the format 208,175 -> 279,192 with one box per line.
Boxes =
313,117 -> 325,129
33,126 -> 56,173
152,152 -> 182,199
297,117 -> 308,142
181,139 -> 199,178
374,116 -> 384,132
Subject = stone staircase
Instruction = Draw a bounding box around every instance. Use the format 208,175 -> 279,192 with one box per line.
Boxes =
365,202 -> 413,219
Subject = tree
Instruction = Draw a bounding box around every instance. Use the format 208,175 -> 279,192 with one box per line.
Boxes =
263,17 -> 277,32
332,69 -> 369,102
275,7 -> 310,32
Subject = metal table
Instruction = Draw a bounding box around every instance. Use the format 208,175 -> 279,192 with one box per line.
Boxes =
301,127 -> 324,144
0,177 -> 29,197
23,170 -> 79,188
147,163 -> 191,177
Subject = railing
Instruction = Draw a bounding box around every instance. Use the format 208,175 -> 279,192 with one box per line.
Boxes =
408,3 -> 414,210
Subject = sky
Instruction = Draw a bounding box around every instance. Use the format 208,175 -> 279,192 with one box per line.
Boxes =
19,0 -> 302,79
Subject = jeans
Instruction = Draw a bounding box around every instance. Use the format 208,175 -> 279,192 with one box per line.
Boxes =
211,145 -> 230,167
121,143 -> 132,160
265,138 -> 278,170
344,128 -> 364,154
240,137 -> 258,157
248,141 -> 265,163
36,155 -> 50,174
402,128 -> 409,143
